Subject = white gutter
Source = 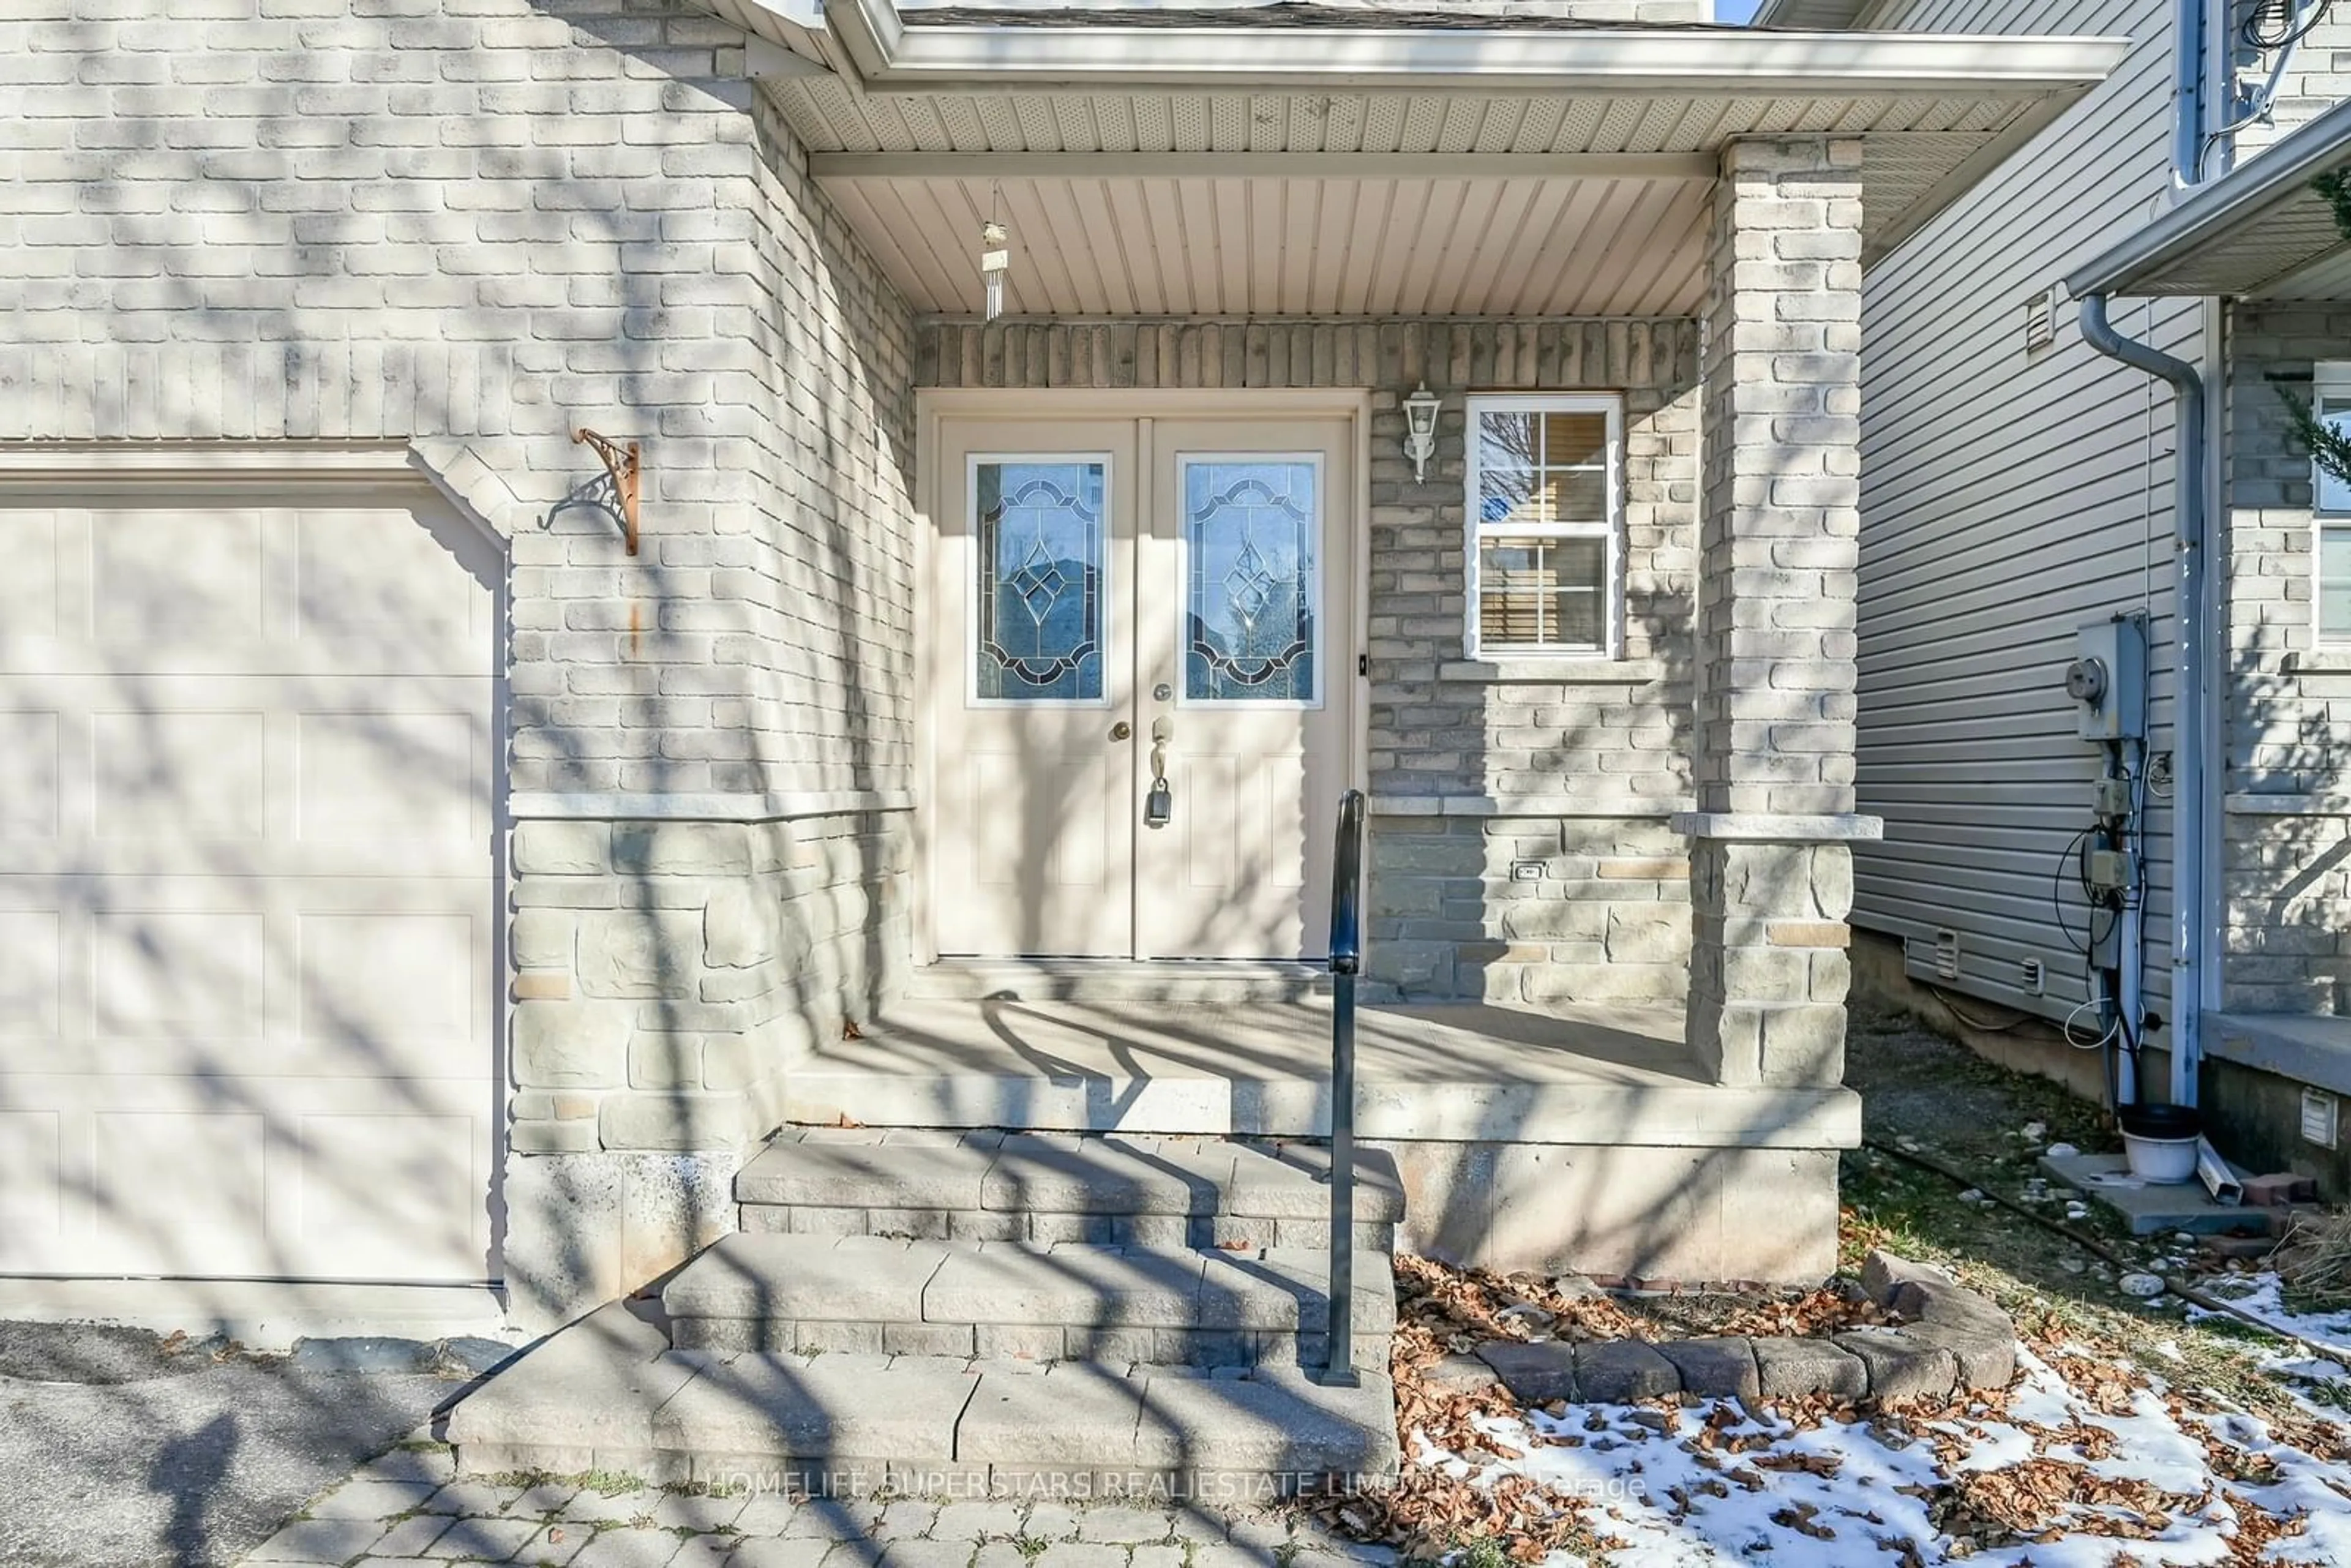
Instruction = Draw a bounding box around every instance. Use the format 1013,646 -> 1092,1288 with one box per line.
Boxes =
2072,94 -> 2351,295
822,0 -> 2126,94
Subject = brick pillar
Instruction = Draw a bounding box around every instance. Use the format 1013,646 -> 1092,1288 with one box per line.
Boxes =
1679,137 -> 1877,1087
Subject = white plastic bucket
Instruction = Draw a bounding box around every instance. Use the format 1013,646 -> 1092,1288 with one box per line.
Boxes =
2119,1103 -> 2202,1184
2121,1131 -> 2199,1184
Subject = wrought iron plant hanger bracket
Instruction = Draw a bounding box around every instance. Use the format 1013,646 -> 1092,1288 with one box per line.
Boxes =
572,427 -> 641,555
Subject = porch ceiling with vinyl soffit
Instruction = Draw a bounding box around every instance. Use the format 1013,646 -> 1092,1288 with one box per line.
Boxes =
700,0 -> 2128,318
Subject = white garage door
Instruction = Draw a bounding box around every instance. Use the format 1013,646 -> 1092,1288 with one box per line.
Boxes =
0,487 -> 501,1285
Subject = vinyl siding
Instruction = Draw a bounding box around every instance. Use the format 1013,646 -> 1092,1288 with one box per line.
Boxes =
1855,0 -> 2195,1022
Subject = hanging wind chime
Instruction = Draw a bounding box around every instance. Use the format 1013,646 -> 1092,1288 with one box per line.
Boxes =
980,189 -> 1009,322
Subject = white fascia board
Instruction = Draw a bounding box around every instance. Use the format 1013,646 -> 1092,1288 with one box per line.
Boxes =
826,0 -> 907,81
738,0 -> 825,28
820,7 -> 2126,96
693,0 -> 830,51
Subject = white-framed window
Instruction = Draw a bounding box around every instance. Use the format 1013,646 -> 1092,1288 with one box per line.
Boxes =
1463,392 -> 1624,659
2315,364 -> 2351,645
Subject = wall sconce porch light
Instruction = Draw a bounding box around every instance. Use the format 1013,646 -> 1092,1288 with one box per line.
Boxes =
1403,382 -> 1442,483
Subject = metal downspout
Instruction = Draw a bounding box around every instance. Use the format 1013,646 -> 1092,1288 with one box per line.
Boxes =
2078,293 -> 2207,1107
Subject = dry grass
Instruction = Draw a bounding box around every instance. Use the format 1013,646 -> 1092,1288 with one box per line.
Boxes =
2276,1207 -> 2351,1311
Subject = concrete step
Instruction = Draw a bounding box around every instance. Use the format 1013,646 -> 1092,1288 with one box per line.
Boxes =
904,959 -> 1329,1003
736,1130 -> 1403,1251
443,1301 -> 1398,1496
661,1234 -> 1396,1371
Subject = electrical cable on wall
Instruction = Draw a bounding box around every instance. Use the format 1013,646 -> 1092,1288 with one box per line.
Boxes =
2051,826 -> 2096,956
2242,0 -> 2335,52
1921,983 -> 2038,1035
2197,0 -> 2342,173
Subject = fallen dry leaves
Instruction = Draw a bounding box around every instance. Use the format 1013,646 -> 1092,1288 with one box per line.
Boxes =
1305,1257 -> 1624,1561
1391,1253 -> 1650,1349
1931,1457 -> 2206,1547
1311,1255 -> 2345,1566
1388,1253 -> 1886,1351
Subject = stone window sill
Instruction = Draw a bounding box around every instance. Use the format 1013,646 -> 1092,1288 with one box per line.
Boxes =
2283,648 -> 2351,674
1438,657 -> 1665,684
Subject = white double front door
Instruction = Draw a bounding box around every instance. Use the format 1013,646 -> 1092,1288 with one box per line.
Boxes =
928,408 -> 1356,961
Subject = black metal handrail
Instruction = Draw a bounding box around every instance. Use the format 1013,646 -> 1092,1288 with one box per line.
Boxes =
1318,787 -> 1367,1387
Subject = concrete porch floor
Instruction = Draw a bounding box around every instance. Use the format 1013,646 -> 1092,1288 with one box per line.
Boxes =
785,998 -> 1860,1150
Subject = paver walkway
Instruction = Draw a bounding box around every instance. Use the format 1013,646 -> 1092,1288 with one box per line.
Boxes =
238,1433 -> 1401,1568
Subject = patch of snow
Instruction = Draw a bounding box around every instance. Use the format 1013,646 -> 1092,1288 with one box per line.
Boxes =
2189,1272 -> 2351,1360
1403,1344 -> 2351,1566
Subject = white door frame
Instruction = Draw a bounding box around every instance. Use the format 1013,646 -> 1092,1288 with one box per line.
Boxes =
911,387 -> 1373,967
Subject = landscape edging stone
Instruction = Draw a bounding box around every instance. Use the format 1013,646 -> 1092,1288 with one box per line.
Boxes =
1471,1250 -> 2015,1409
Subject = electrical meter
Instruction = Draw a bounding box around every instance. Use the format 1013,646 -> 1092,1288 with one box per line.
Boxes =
2064,617 -> 2146,741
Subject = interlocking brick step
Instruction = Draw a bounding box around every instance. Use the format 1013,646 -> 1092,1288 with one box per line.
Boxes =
737,1130 -> 1403,1251
444,1302 -> 1398,1495
661,1233 -> 1395,1371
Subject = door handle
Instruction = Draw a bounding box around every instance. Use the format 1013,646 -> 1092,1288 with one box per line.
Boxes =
1110,721 -> 1132,741
1146,716 -> 1173,827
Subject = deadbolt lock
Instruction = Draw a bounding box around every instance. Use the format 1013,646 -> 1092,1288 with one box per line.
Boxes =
1110,721 -> 1133,741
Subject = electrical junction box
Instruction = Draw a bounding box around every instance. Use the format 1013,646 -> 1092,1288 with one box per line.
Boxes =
2093,776 -> 2134,819
2064,617 -> 2147,741
2086,847 -> 2135,895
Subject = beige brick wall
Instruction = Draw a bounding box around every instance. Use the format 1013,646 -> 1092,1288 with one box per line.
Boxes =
1692,138 -> 1864,823
2219,304 -> 2351,1015
1684,136 -> 1865,1089
2,0 -> 917,803
918,318 -> 1701,1004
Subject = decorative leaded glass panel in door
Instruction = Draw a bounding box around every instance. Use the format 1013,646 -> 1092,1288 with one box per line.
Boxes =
973,459 -> 1108,702
1180,458 -> 1319,704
